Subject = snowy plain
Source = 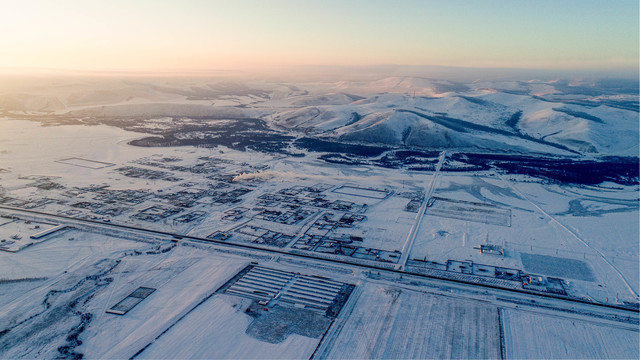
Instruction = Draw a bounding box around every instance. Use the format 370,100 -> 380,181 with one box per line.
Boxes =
0,75 -> 638,359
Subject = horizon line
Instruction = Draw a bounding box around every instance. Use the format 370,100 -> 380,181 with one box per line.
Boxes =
0,63 -> 637,80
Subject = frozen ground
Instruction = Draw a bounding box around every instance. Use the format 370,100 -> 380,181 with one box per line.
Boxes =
1,227 -> 636,359
502,308 -> 639,359
0,75 -> 638,358
137,295 -> 321,359
409,173 -> 639,303
317,282 -> 501,359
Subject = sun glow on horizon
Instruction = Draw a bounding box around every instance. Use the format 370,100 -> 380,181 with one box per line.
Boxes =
0,0 -> 637,74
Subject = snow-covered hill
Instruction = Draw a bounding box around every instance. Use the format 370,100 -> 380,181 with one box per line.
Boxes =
1,75 -> 637,157
269,77 -> 639,156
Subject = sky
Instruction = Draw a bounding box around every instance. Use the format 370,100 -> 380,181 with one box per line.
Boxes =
0,0 -> 638,74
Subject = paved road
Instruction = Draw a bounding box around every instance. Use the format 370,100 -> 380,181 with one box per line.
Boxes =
0,203 -> 637,318
397,150 -> 446,270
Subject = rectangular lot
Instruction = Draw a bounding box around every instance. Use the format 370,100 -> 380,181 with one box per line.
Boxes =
332,186 -> 391,199
55,157 -> 115,169
427,197 -> 511,227
106,287 -> 156,315
520,253 -> 596,282
319,283 -> 501,359
502,309 -> 638,359
0,219 -> 61,252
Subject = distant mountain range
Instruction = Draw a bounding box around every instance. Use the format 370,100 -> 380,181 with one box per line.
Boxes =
270,77 -> 639,156
1,75 -> 637,157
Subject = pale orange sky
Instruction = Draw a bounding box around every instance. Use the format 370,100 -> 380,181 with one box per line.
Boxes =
1,0 -> 638,73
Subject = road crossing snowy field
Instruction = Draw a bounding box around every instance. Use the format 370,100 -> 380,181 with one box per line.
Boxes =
0,74 -> 638,359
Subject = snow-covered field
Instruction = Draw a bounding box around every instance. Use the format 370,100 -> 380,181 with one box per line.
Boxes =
318,282 -> 501,359
502,308 -> 639,359
410,173 -> 639,303
137,295 -> 320,359
0,75 -> 638,358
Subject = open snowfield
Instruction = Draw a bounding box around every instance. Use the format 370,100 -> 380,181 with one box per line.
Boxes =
502,308 -> 639,359
137,295 -> 321,359
409,172 -> 639,303
0,228 -> 250,358
318,282 -> 501,359
0,75 -> 638,358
